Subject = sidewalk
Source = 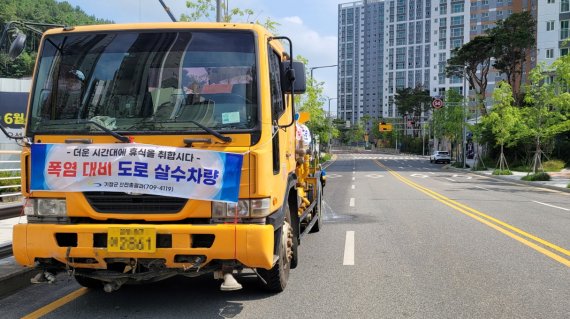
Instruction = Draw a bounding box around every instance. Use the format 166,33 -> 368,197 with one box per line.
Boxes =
449,161 -> 570,193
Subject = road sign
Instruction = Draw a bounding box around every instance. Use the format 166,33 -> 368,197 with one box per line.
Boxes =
379,123 -> 393,132
432,98 -> 444,109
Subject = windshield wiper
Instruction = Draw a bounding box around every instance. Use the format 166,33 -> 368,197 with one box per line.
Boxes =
187,120 -> 232,143
82,120 -> 130,143
39,119 -> 130,143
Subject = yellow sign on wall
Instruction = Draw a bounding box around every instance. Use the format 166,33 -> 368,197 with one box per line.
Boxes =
379,123 -> 392,132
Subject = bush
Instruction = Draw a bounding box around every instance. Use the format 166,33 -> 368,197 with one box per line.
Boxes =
319,153 -> 332,163
492,169 -> 512,175
451,162 -> 470,168
542,160 -> 565,172
510,165 -> 530,172
0,171 -> 21,195
521,172 -> 551,181
567,183 -> 570,188
471,164 -> 487,171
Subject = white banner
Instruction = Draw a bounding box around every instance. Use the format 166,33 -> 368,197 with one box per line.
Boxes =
30,143 -> 243,202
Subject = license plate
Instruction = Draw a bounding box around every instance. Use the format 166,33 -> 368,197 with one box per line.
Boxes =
107,227 -> 156,253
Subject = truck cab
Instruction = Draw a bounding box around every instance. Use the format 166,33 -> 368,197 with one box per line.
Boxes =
10,22 -> 323,292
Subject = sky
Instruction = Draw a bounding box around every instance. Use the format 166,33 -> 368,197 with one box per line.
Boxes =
57,0 -> 346,115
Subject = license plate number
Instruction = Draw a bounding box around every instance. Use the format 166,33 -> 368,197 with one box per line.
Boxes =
107,227 -> 156,253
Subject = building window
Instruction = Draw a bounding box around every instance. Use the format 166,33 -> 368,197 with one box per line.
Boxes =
546,48 -> 554,59
547,21 -> 555,31
561,48 -> 569,56
562,0 -> 570,12
561,20 -> 569,40
452,3 -> 464,13
451,16 -> 464,26
440,5 -> 447,14
547,0 -> 554,3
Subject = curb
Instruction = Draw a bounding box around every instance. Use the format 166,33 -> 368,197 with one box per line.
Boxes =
0,257 -> 39,299
447,167 -> 570,194
322,154 -> 337,170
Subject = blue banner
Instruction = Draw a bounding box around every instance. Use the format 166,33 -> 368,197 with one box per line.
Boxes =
31,143 -> 243,203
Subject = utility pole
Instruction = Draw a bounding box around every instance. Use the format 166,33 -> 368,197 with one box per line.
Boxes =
158,0 -> 177,22
216,0 -> 222,22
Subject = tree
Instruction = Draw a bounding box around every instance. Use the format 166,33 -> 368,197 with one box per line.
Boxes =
446,35 -> 494,115
181,0 -> 279,33
522,62 -> 570,173
488,11 -> 536,105
394,86 -> 431,116
432,89 -> 464,160
482,81 -> 521,172
0,0 -> 112,78
295,56 -> 339,150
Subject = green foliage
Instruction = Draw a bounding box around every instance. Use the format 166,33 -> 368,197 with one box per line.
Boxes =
446,36 -> 494,115
510,164 -> 530,172
542,160 -> 565,172
492,169 -> 513,175
521,172 -> 551,181
0,0 -> 112,78
295,55 -> 339,147
483,82 -> 521,148
488,11 -> 536,104
433,89 -> 464,155
451,162 -> 469,168
470,163 -> 487,171
181,0 -> 280,33
394,86 -> 431,117
319,153 -> 332,163
0,171 -> 20,194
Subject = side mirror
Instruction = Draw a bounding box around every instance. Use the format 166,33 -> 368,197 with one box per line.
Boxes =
8,32 -> 26,60
281,61 -> 306,94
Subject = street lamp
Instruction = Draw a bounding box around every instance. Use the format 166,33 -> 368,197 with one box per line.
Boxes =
327,97 -> 337,152
448,64 -> 468,169
310,65 -> 338,80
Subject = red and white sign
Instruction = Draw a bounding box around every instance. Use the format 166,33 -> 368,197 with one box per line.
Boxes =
432,98 -> 444,109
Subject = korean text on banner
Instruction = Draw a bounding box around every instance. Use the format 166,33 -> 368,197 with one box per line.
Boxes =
30,143 -> 243,203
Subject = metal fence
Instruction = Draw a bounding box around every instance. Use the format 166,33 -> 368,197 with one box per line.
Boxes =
0,149 -> 21,199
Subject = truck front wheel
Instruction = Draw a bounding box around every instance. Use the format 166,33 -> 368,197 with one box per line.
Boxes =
258,202 -> 293,292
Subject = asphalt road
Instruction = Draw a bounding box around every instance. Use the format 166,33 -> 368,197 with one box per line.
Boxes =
1,153 -> 569,318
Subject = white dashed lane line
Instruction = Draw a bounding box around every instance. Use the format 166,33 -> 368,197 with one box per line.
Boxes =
343,231 -> 355,266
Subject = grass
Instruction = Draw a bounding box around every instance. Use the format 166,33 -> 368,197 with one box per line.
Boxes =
542,160 -> 565,172
521,172 -> 551,181
492,169 -> 513,175
567,183 -> 570,189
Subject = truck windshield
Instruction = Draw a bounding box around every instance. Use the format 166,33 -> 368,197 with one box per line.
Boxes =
28,30 -> 258,135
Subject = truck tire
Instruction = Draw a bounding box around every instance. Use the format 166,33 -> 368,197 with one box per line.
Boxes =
309,181 -> 323,233
74,274 -> 103,289
258,202 -> 293,292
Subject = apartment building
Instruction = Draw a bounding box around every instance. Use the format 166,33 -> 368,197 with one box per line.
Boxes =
537,0 -> 570,66
338,0 -> 538,123
338,0 -> 384,125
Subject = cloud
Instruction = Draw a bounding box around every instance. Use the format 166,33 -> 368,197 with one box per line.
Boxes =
283,16 -> 303,25
276,16 -> 338,104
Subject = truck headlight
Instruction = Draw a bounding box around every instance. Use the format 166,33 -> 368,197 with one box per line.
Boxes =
24,199 -> 67,216
212,198 -> 271,218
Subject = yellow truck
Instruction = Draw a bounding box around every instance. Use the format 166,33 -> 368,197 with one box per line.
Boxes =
5,22 -> 325,292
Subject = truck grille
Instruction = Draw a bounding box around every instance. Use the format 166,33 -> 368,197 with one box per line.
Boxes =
83,192 -> 188,214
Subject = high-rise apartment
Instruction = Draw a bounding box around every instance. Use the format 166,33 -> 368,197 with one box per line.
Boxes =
338,0 -> 539,123
338,0 -> 385,125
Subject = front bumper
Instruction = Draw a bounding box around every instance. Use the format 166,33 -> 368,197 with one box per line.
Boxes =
13,223 -> 275,270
